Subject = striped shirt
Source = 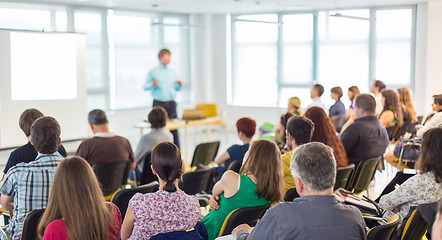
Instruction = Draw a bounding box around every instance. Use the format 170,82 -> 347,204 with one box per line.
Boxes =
0,153 -> 62,240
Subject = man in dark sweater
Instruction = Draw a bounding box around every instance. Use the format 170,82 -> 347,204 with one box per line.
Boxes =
340,94 -> 389,165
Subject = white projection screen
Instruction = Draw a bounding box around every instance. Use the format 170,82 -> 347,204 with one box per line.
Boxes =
0,30 -> 88,148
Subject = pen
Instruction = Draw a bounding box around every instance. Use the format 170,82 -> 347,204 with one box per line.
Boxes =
341,193 -> 360,201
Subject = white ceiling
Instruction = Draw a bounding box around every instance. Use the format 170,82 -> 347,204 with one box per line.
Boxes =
23,0 -> 426,14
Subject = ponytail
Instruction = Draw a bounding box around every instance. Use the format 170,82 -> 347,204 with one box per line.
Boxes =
163,179 -> 177,192
151,142 -> 182,193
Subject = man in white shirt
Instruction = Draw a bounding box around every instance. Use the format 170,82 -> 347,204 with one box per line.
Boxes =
307,84 -> 328,114
370,80 -> 386,115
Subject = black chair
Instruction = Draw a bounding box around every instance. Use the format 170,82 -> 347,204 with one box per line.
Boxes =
111,181 -> 159,222
190,141 -> 220,167
331,114 -> 346,132
179,168 -> 215,195
367,214 -> 400,240
227,160 -> 242,173
399,208 -> 428,240
20,209 -> 45,240
140,152 -> 158,185
93,160 -> 131,200
150,221 -> 208,240
283,188 -> 300,202
334,164 -> 355,191
218,203 -> 271,237
346,157 -> 381,195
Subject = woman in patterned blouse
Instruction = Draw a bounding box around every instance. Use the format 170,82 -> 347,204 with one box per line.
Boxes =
120,142 -> 200,240
379,127 -> 442,221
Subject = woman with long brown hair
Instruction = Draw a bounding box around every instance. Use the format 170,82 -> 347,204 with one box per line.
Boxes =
304,107 -> 349,168
38,156 -> 121,240
380,89 -> 404,127
397,88 -> 418,123
340,86 -> 360,133
202,139 -> 284,240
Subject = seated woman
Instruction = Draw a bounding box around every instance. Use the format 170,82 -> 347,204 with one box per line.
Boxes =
202,140 -> 283,240
329,86 -> 346,118
121,142 -> 200,240
304,107 -> 349,168
398,88 -> 418,124
379,127 -> 442,222
379,89 -> 404,128
287,97 -> 302,115
340,86 -> 360,134
272,113 -> 294,152
214,117 -> 256,176
38,156 -> 122,240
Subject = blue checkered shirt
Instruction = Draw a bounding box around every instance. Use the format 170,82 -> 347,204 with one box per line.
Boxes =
0,153 -> 62,240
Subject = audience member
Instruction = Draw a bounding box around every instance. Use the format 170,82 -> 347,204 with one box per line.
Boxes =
272,113 -> 294,151
232,142 -> 367,240
379,127 -> 442,222
348,86 -> 360,111
287,97 -> 302,115
398,88 -> 418,123
0,117 -> 63,240
340,94 -> 389,165
329,87 -> 346,118
38,156 -> 122,240
433,200 -> 442,240
121,143 -> 200,240
133,107 -> 173,180
341,86 -> 360,133
380,89 -> 404,128
76,109 -> 134,167
371,79 -> 387,115
304,107 -> 349,168
281,116 -> 314,191
214,117 -> 256,176
416,94 -> 442,139
3,109 -> 66,175
308,84 -> 328,114
202,140 -> 283,240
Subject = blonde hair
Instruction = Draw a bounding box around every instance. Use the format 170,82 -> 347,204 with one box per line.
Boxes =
398,88 -> 417,123
38,157 -> 113,240
240,140 -> 284,202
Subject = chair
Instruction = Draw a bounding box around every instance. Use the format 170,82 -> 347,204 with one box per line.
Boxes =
179,168 -> 215,195
367,214 -> 400,240
218,203 -> 271,237
190,141 -> 220,167
227,160 -> 242,173
331,114 -> 346,132
334,164 -> 355,191
140,152 -> 158,185
400,209 -> 428,240
346,157 -> 381,195
150,221 -> 208,240
283,188 -> 300,202
111,182 -> 159,222
20,209 -> 45,240
195,104 -> 218,118
93,160 -> 131,200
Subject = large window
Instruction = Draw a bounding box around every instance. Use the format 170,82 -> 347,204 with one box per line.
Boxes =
231,7 -> 416,108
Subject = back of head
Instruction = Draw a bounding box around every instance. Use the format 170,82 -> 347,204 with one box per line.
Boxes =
417,127 -> 442,183
151,142 -> 182,192
240,140 -> 283,202
304,107 -> 335,143
286,116 -> 314,146
382,90 -> 403,126
433,94 -> 442,106
158,48 -> 171,59
354,94 -> 376,116
290,142 -> 336,193
149,107 -> 168,129
88,109 -> 108,125
374,80 -> 386,92
38,156 -> 111,240
31,116 -> 60,154
398,88 -> 417,122
288,97 -> 301,109
331,87 -> 343,99
314,84 -> 325,97
236,117 -> 256,138
19,108 -> 44,137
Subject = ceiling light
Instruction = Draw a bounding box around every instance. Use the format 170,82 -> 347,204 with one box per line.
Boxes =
330,13 -> 375,21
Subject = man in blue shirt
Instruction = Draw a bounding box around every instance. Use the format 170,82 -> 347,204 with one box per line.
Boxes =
144,49 -> 182,148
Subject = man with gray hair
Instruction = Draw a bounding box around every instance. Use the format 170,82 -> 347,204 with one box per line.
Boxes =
233,142 -> 367,240
76,109 -> 134,167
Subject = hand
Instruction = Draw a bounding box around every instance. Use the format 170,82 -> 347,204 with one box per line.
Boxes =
209,195 -> 220,210
152,79 -> 158,87
393,205 -> 402,213
175,79 -> 182,87
232,224 -> 253,237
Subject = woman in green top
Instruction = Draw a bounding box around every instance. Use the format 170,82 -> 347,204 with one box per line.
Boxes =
202,140 -> 284,240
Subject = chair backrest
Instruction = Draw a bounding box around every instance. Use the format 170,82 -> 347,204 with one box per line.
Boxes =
218,203 -> 271,237
346,157 -> 381,193
111,182 -> 159,222
283,188 -> 300,202
367,214 -> 400,240
20,209 -> 45,240
190,141 -> 220,167
331,114 -> 346,132
140,152 -> 158,185
227,160 -> 243,173
180,168 -> 215,195
401,209 -> 428,240
149,221 -> 208,240
334,164 -> 355,191
93,160 -> 131,196
195,104 -> 218,118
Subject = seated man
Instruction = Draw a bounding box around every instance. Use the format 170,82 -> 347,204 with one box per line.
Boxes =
308,84 -> 328,114
76,109 -> 134,167
340,94 -> 389,165
3,108 -> 66,175
133,106 -> 173,180
0,116 -> 64,240
281,116 -> 314,192
233,142 -> 367,240
416,93 -> 442,139
214,117 -> 255,177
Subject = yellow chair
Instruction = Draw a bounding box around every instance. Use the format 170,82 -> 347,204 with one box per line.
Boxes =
196,104 -> 218,118
401,209 -> 428,240
366,214 -> 400,240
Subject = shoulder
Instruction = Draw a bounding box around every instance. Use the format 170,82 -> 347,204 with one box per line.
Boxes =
43,219 -> 68,239
220,171 -> 240,186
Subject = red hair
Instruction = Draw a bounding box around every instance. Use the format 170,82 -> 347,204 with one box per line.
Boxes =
236,117 -> 256,138
304,107 -> 349,167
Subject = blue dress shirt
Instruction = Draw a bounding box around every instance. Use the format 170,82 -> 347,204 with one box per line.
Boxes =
144,64 -> 181,102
